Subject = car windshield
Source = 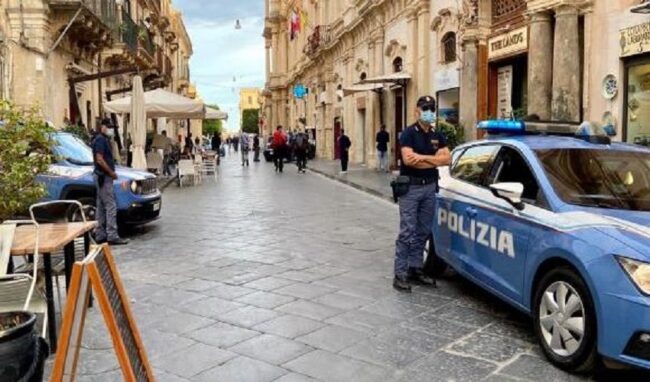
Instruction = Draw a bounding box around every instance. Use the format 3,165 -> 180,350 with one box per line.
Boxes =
53,133 -> 94,165
536,148 -> 650,211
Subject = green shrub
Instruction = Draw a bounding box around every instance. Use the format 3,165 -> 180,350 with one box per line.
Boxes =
0,101 -> 54,221
438,120 -> 465,149
62,123 -> 91,144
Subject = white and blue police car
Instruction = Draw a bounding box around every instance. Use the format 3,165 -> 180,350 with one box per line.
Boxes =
425,120 -> 650,372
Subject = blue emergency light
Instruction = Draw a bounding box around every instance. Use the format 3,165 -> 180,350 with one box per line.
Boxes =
477,120 -> 526,134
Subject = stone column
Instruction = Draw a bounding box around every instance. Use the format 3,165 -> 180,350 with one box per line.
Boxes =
460,36 -> 479,140
552,5 -> 581,122
417,0 -> 431,96
406,8 -> 419,113
271,30 -> 279,74
375,34 -> 385,76
527,12 -> 553,120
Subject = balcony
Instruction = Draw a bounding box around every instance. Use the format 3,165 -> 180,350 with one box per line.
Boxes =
104,9 -> 157,69
303,25 -> 332,57
48,0 -> 119,51
492,0 -> 526,27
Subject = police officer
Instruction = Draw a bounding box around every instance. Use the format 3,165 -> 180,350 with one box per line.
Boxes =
92,119 -> 128,245
393,96 -> 451,292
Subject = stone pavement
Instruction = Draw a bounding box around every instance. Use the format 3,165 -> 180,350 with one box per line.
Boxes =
44,155 -> 645,381
308,159 -> 394,201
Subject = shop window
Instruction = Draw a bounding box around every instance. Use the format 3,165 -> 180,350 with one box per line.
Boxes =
626,62 -> 650,145
393,57 -> 403,73
442,32 -> 456,63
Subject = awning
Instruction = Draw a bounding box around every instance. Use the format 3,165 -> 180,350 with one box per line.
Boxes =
205,107 -> 228,120
357,72 -> 412,84
104,88 -> 205,119
342,83 -> 384,97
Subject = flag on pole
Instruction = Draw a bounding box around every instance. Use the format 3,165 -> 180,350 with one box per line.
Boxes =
290,10 -> 299,40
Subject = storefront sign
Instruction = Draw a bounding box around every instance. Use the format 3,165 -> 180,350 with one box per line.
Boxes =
497,66 -> 513,119
620,22 -> 650,57
488,27 -> 528,60
435,69 -> 459,92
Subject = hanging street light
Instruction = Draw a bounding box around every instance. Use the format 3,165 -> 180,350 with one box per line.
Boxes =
235,19 -> 242,29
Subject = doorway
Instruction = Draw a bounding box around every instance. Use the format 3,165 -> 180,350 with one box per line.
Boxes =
488,55 -> 528,119
357,108 -> 367,164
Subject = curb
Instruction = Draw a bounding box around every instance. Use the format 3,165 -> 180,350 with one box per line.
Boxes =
308,166 -> 394,203
158,176 -> 177,192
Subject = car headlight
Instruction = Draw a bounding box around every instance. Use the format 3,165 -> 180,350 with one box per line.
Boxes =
617,256 -> 650,295
130,180 -> 138,193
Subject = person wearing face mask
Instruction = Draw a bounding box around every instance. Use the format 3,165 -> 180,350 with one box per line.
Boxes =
392,96 -> 451,292
91,119 -> 128,245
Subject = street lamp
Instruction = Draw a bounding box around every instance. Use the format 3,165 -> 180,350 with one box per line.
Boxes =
235,19 -> 242,30
632,0 -> 650,14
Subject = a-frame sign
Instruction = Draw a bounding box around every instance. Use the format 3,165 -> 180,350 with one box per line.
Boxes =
51,245 -> 154,382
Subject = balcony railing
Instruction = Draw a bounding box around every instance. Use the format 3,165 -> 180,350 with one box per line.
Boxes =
120,9 -> 138,53
303,25 -> 332,57
139,21 -> 156,57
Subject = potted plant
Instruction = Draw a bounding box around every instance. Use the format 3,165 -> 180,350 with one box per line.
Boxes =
0,101 -> 54,223
0,311 -> 47,381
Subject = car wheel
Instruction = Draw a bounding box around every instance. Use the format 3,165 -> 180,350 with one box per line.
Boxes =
67,197 -> 96,222
422,236 -> 448,277
533,267 -> 598,373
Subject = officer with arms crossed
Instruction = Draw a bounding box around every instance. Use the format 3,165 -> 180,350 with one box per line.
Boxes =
393,96 -> 451,292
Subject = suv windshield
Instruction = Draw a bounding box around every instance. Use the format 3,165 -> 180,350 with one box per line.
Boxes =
536,148 -> 650,211
53,133 -> 94,165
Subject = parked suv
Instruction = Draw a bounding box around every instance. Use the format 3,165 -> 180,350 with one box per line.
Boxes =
38,132 -> 162,226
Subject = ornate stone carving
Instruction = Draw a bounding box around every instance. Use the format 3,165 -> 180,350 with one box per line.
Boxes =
461,0 -> 479,26
384,39 -> 406,58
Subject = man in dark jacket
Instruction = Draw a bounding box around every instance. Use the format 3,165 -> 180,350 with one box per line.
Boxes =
376,124 -> 390,172
338,129 -> 351,174
211,133 -> 222,165
253,134 -> 261,162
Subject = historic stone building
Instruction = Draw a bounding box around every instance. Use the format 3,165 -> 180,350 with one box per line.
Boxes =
0,0 -> 192,136
239,87 -> 262,131
263,0 -> 462,167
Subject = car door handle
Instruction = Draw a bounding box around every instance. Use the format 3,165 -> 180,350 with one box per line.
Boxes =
465,207 -> 477,218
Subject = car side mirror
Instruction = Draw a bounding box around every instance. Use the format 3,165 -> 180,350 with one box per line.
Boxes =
490,182 -> 525,211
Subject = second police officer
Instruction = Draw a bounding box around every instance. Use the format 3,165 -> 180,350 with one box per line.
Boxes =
393,96 -> 452,292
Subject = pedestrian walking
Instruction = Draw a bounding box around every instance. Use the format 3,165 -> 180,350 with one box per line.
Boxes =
240,133 -> 251,166
376,124 -> 390,172
253,134 -> 261,162
91,119 -> 128,245
294,129 -> 309,173
272,125 -> 288,173
233,135 -> 240,153
393,96 -> 451,292
194,137 -> 204,158
161,130 -> 173,176
185,132 -> 194,154
338,129 -> 351,174
211,133 -> 222,165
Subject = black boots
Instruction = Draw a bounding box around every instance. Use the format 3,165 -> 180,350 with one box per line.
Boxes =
393,276 -> 412,293
408,268 -> 436,287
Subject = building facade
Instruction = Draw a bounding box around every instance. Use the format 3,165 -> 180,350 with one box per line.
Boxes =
0,0 -> 192,139
263,0 -> 462,168
265,0 -> 650,164
239,87 -> 262,132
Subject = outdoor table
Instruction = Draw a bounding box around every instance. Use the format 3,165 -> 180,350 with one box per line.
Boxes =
10,221 -> 97,354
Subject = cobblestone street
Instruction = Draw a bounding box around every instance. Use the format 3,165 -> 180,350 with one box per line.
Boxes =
48,156 -> 642,381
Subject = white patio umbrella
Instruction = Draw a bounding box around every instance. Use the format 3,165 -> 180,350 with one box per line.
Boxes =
131,75 -> 147,170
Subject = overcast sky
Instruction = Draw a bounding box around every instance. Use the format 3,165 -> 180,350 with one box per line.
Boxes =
174,0 -> 265,132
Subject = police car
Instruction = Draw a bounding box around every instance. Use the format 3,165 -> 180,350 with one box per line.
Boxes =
425,120 -> 650,372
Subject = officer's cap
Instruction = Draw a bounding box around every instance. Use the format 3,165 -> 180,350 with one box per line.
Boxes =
416,96 -> 436,110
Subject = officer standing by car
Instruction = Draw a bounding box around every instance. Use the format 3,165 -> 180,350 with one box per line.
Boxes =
393,96 -> 451,292
92,119 -> 128,245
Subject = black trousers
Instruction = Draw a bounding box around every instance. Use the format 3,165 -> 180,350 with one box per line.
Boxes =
295,149 -> 307,171
341,151 -> 349,172
274,146 -> 285,172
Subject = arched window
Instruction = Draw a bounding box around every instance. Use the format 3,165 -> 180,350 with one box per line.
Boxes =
392,57 -> 403,73
360,72 -> 367,81
442,32 -> 457,63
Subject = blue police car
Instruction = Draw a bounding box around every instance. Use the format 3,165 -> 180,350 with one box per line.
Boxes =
426,120 -> 650,372
38,132 -> 162,225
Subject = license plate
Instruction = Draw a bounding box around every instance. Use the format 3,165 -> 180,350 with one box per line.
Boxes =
152,202 -> 160,211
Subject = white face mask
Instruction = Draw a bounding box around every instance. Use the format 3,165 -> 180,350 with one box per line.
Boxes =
105,129 -> 115,138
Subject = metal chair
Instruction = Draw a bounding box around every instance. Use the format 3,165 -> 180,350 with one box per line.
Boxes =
14,201 -> 91,322
0,219 -> 49,338
178,159 -> 196,187
202,151 -> 218,179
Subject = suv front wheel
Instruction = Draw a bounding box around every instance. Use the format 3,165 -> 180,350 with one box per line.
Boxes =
67,197 -> 96,222
533,266 -> 598,372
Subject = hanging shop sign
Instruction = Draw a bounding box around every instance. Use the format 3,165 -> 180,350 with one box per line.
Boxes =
620,22 -> 650,57
488,27 -> 528,60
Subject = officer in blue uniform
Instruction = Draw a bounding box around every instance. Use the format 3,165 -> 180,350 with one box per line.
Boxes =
393,96 -> 452,292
